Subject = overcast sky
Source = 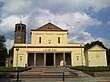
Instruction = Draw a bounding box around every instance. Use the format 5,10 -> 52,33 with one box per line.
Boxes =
0,0 -> 110,50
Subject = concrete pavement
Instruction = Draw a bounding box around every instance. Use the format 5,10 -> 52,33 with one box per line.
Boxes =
1,77 -> 110,82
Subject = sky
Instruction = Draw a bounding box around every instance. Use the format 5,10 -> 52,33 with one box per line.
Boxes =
0,0 -> 110,50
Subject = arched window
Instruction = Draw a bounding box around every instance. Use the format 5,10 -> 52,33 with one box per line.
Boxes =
22,27 -> 24,31
18,26 -> 21,30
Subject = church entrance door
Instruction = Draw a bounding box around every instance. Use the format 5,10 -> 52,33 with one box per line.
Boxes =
46,53 -> 54,66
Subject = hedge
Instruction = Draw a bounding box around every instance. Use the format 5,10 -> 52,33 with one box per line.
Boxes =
70,66 -> 110,72
0,67 -> 31,72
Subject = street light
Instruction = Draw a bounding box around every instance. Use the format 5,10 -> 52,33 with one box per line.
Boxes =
16,48 -> 19,70
81,44 -> 83,66
26,32 -> 30,67
16,47 -> 19,81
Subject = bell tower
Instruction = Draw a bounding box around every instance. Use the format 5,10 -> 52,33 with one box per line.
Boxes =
14,21 -> 26,43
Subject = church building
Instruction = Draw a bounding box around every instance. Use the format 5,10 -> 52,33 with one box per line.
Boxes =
13,22 -> 107,67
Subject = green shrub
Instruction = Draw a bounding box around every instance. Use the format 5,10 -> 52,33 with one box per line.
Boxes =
70,66 -> 110,72
0,67 -> 31,72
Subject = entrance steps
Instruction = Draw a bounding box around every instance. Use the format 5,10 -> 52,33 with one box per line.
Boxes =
19,67 -> 78,78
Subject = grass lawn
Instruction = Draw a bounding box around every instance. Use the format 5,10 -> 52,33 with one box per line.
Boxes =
70,66 -> 110,72
0,67 -> 31,72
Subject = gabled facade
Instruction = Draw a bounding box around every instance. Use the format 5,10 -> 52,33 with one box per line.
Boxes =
31,23 -> 68,46
85,45 -> 107,67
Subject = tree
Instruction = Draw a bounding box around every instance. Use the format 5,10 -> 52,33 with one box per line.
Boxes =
0,35 -> 7,66
107,48 -> 110,66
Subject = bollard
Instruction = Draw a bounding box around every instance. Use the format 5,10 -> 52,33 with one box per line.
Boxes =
17,72 -> 19,81
63,72 -> 65,81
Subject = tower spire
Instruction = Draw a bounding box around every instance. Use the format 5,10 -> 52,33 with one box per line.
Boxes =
20,21 -> 22,24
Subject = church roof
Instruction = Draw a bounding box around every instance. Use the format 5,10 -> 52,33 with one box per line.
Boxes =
84,41 -> 107,51
31,22 -> 68,31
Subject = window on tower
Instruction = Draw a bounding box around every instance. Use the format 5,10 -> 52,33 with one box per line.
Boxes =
22,27 -> 24,31
18,26 -> 21,30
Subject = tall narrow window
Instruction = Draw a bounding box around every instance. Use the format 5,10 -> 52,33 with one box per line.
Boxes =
18,26 -> 21,30
58,37 -> 60,44
39,37 -> 41,43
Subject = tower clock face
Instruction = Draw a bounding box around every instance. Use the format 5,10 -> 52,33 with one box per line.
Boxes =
17,36 -> 21,39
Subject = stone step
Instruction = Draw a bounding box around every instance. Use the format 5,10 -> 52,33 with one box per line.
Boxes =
18,67 -> 92,78
19,74 -> 77,78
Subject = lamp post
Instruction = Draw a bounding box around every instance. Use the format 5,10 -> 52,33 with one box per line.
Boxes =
81,44 -> 83,66
16,48 -> 19,81
16,48 -> 19,70
26,32 -> 30,67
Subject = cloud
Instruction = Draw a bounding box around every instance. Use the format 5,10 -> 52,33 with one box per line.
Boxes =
96,37 -> 110,48
0,0 -> 110,49
68,32 -> 94,43
22,8 -> 102,37
2,0 -> 110,17
68,31 -> 110,48
0,15 -> 27,33
90,0 -> 110,12
2,0 -> 32,17
0,7 -> 103,49
5,39 -> 14,51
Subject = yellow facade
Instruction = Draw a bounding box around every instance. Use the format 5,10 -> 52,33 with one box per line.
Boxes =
31,31 -> 68,45
85,45 -> 107,67
13,23 -> 107,67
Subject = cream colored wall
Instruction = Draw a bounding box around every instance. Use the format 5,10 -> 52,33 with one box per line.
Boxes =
31,31 -> 68,45
13,45 -> 85,67
13,44 -> 107,67
87,45 -> 107,67
84,51 -> 89,66
13,47 -> 27,67
72,48 -> 85,66
88,51 -> 107,67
